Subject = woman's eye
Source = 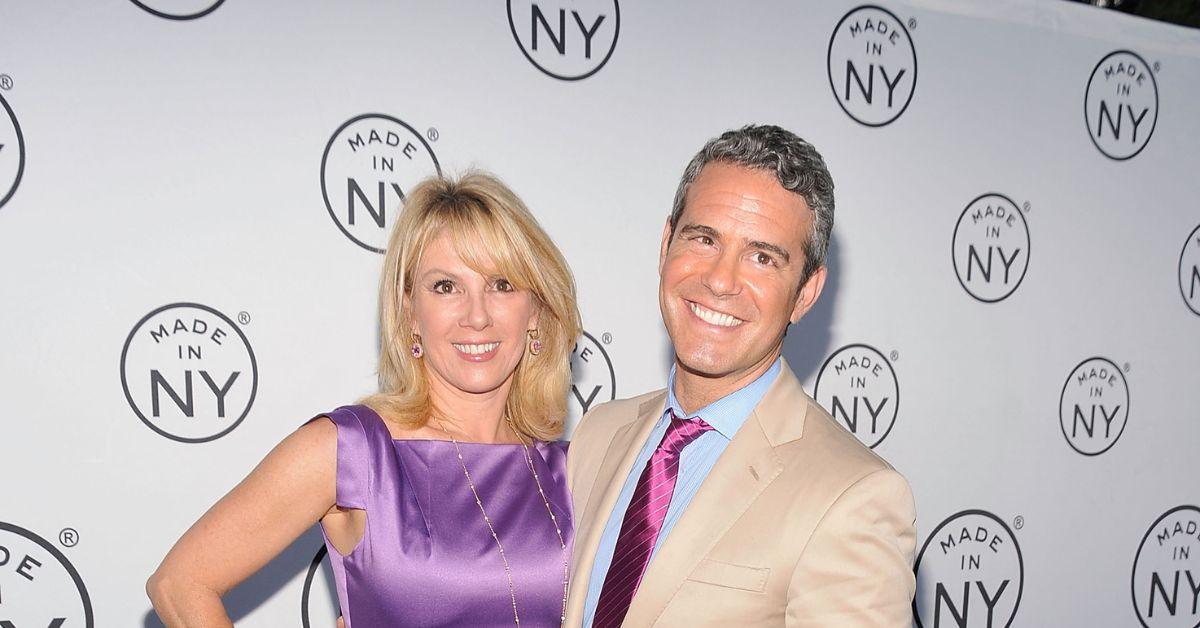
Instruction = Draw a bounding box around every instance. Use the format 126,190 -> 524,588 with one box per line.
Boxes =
493,278 -> 514,292
433,280 -> 454,294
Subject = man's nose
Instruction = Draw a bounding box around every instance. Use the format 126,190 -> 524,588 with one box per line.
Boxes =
701,250 -> 741,297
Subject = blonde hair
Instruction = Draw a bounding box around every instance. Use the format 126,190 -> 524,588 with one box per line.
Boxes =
363,171 -> 581,441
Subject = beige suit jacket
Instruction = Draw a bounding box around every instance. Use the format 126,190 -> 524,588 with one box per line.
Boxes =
565,360 -> 917,627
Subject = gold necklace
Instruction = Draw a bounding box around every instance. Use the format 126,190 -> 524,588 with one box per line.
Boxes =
516,424 -> 571,626
434,417 -> 569,627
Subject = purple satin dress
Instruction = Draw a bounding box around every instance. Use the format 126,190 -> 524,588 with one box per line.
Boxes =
318,405 -> 573,627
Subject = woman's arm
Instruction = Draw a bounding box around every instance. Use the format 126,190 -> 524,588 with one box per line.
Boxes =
146,418 -> 339,627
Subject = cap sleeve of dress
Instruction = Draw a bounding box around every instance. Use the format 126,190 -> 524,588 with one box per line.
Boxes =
316,405 -> 391,511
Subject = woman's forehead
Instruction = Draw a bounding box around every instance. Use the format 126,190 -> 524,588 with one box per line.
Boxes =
417,230 -> 503,276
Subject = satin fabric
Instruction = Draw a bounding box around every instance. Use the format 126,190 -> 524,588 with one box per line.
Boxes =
318,405 -> 573,628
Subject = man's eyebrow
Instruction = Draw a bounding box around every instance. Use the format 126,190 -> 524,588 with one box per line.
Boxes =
679,222 -> 793,264
748,240 -> 791,264
678,223 -> 718,238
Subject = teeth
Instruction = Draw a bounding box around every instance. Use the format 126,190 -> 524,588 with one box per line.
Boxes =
688,302 -> 743,327
453,342 -> 499,355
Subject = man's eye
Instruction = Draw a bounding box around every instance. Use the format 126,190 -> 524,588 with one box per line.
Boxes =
695,235 -> 714,246
755,252 -> 776,266
433,280 -> 454,294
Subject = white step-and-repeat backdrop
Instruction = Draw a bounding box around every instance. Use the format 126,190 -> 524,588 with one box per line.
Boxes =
1,1 -> 1198,626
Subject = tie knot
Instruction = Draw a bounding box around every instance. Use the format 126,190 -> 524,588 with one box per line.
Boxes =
658,410 -> 713,456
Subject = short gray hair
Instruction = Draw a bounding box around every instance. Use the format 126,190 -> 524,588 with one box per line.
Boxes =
669,124 -> 835,284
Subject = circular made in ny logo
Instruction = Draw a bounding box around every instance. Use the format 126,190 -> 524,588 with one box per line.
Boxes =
120,303 -> 258,443
1059,357 -> 1129,456
301,546 -> 338,628
320,114 -> 441,254
565,330 -> 615,434
952,193 -> 1030,303
507,0 -> 620,81
0,521 -> 93,628
0,93 -> 26,210
914,510 -> 1024,628
826,4 -> 917,127
1132,505 -> 1200,628
129,0 -> 225,20
813,343 -> 899,449
1085,50 -> 1158,161
1180,224 -> 1200,317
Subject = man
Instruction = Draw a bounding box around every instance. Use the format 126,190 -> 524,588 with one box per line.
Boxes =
566,125 -> 916,627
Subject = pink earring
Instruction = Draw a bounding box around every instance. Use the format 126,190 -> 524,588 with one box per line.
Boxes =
411,333 -> 424,359
528,329 -> 542,356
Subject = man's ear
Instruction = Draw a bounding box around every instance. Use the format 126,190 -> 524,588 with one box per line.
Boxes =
658,218 -> 673,276
789,266 -> 827,324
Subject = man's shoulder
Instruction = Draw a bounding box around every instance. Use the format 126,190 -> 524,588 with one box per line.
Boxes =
566,389 -> 664,479
807,395 -> 894,472
572,388 -> 665,441
771,387 -> 902,493
596,387 -> 666,416
756,365 -> 896,478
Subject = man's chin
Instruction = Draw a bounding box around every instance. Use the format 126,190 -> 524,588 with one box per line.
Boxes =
674,341 -> 782,382
674,352 -> 735,380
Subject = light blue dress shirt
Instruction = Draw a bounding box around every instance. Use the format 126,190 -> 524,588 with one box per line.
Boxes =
581,358 -> 782,626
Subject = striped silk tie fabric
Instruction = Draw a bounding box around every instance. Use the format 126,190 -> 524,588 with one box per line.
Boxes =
592,411 -> 714,628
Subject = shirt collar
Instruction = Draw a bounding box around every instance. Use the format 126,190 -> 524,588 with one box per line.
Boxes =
663,357 -> 782,439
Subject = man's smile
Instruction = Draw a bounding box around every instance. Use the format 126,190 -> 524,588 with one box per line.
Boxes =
686,300 -> 746,328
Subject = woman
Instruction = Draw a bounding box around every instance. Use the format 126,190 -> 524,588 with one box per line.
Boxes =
148,172 -> 581,627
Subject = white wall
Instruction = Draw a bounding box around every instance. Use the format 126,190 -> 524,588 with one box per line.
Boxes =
0,1 -> 1197,626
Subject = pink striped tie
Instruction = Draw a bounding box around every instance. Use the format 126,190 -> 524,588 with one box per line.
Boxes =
592,411 -> 713,628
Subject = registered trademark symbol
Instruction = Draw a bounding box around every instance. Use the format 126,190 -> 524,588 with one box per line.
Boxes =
238,311 -> 251,325
59,527 -> 79,547
1123,362 -> 1131,373
601,332 -> 613,345
427,127 -> 439,142
908,17 -> 917,30
1153,61 -> 1161,73
0,75 -> 12,91
889,350 -> 899,361
1022,201 -> 1031,213
1013,515 -> 1024,530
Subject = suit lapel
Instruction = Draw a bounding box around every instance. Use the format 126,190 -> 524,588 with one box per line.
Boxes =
622,363 -> 810,625
621,411 -> 782,625
566,392 -> 666,626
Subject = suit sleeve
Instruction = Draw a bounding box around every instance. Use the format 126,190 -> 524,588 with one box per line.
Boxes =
785,468 -> 917,628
